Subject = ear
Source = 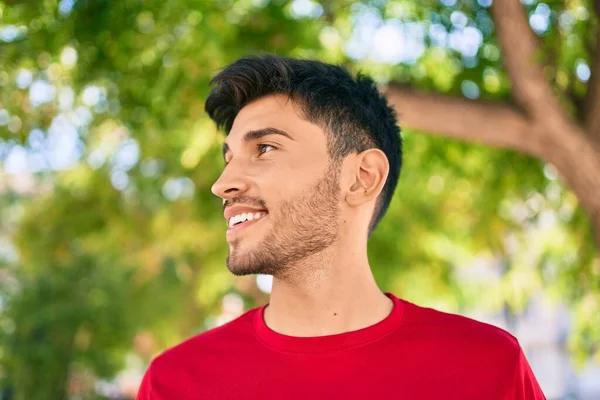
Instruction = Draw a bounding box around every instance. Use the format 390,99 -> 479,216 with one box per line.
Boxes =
345,149 -> 389,207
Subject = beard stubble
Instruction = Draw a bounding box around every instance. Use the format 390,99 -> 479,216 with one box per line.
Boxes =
226,162 -> 342,279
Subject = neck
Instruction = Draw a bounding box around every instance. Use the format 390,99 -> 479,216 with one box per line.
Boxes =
263,241 -> 394,337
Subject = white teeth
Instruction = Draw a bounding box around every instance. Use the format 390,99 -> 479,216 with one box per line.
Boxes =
227,212 -> 266,228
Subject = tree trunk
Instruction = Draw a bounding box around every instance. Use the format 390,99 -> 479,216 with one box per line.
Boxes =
384,0 -> 600,249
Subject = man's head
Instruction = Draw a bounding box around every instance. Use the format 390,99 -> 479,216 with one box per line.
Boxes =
206,55 -> 402,277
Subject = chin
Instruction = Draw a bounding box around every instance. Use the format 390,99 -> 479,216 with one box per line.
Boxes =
226,262 -> 265,276
226,251 -> 279,277
226,252 -> 258,276
228,267 -> 258,277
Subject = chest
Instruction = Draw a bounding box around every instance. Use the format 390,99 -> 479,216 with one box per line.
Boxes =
150,349 -> 510,400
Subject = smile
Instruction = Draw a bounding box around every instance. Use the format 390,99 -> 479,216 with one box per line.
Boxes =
226,212 -> 268,237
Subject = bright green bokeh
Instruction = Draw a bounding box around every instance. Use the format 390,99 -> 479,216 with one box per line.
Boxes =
0,0 -> 598,398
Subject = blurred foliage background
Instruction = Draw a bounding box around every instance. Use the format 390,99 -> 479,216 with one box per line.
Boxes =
0,0 -> 599,398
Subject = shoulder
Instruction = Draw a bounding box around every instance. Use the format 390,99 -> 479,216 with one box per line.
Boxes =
396,300 -> 545,398
401,299 -> 521,355
138,308 -> 261,397
149,307 -> 258,371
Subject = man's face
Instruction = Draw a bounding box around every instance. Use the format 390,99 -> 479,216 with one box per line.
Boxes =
211,95 -> 342,278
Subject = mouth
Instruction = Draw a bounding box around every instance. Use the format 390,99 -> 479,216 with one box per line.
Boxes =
226,213 -> 268,238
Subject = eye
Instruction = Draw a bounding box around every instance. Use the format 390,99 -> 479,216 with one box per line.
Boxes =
257,143 -> 276,156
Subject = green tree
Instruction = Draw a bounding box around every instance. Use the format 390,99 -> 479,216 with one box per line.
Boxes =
0,0 -> 599,398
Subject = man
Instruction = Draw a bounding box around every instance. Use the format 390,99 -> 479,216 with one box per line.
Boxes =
137,55 -> 546,399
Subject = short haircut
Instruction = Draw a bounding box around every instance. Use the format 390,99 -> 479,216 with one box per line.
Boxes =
205,54 -> 402,237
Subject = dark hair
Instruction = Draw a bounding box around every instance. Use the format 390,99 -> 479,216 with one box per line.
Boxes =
205,54 -> 402,237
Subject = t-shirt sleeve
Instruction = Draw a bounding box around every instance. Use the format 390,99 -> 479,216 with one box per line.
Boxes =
136,364 -> 153,400
513,347 -> 546,400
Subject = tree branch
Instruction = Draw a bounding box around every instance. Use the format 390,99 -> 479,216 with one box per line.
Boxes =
490,0 -> 560,120
384,86 -> 544,156
583,1 -> 600,151
385,85 -> 600,248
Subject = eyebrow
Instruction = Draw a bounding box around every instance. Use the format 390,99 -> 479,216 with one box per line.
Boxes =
222,127 -> 295,161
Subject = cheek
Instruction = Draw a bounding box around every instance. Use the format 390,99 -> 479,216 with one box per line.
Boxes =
258,161 -> 329,202
259,167 -> 296,195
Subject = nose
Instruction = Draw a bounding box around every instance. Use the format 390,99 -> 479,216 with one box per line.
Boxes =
211,162 -> 250,200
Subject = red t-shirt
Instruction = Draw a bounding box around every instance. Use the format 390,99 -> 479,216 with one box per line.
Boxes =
137,292 -> 546,399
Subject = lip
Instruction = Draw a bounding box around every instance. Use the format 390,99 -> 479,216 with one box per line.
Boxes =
224,205 -> 268,221
226,214 -> 268,239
